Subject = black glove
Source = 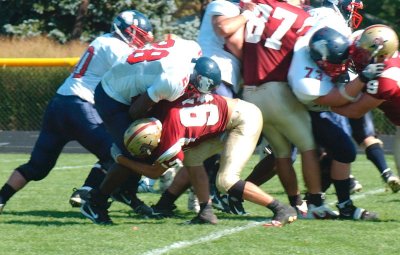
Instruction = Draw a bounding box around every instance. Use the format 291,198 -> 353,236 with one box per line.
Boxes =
359,63 -> 385,83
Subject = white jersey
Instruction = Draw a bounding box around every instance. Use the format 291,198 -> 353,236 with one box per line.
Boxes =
101,38 -> 202,105
57,33 -> 132,104
288,7 -> 352,111
197,0 -> 242,93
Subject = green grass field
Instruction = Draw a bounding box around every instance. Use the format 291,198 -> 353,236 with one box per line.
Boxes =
0,153 -> 399,255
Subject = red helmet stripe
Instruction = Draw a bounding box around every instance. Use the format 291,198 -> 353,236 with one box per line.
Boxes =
126,121 -> 158,145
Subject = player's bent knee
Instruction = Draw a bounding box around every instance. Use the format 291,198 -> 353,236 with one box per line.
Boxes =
216,174 -> 240,194
16,163 -> 52,181
227,180 -> 246,200
333,147 -> 356,163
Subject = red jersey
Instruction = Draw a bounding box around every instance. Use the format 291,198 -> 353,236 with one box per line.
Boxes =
148,93 -> 230,168
366,53 -> 400,126
242,0 -> 312,85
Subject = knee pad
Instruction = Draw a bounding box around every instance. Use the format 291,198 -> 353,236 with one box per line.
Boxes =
227,180 -> 246,200
332,146 -> 356,163
16,162 -> 52,181
364,137 -> 383,148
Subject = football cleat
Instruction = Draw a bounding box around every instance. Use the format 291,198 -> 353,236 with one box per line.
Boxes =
110,189 -> 133,206
211,190 -> 231,213
188,203 -> 218,225
224,195 -> 248,215
386,175 -> 400,193
69,187 -> 92,207
349,175 -> 363,194
264,204 -> 297,227
303,204 -> 339,220
131,199 -> 162,219
137,178 -> 156,193
381,169 -> 400,193
337,200 -> 378,221
0,196 -> 5,214
151,204 -> 177,218
187,188 -> 200,213
80,202 -> 113,225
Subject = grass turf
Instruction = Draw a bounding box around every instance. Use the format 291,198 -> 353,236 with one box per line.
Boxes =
0,153 -> 399,255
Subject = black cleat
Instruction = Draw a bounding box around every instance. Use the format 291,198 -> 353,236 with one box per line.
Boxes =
69,187 -> 91,207
110,189 -> 132,207
80,202 -> 113,225
337,200 -> 378,221
0,196 -> 5,214
131,199 -> 162,219
151,204 -> 177,218
225,195 -> 248,215
211,190 -> 230,213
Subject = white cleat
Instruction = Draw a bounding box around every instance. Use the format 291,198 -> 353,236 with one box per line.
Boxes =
187,189 -> 200,213
387,175 -> 400,193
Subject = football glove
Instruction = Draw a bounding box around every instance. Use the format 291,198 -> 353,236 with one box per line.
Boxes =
110,143 -> 122,162
359,63 -> 385,83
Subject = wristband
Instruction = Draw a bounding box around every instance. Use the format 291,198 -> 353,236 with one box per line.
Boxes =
339,85 -> 360,102
358,73 -> 369,83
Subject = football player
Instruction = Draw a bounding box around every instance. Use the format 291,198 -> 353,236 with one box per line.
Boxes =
0,10 -> 152,215
91,88 -> 298,227
79,37 -> 223,224
288,23 -> 385,219
331,24 -> 400,194
196,0 -> 258,215
238,0 -> 338,218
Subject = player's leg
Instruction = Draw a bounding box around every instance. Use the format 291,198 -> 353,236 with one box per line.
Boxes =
312,112 -> 377,220
0,96 -> 68,213
349,113 -> 400,192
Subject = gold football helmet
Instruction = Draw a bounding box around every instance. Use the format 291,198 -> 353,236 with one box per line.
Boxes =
124,118 -> 162,158
351,24 -> 399,72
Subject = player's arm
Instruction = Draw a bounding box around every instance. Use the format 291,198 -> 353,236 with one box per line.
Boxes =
114,154 -> 168,179
331,93 -> 384,118
313,78 -> 366,106
213,14 -> 247,38
129,91 -> 156,120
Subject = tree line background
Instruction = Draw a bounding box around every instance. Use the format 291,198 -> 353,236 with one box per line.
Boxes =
1,0 -> 399,44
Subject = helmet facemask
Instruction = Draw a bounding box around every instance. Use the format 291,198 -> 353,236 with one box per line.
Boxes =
350,24 -> 399,72
111,10 -> 154,49
345,1 -> 364,29
124,25 -> 154,48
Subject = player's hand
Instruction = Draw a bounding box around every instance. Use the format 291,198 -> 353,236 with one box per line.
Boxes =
359,63 -> 385,82
110,143 -> 123,162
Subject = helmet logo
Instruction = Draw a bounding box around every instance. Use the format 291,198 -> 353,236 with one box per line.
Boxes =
121,12 -> 134,24
313,40 -> 329,61
196,75 -> 214,93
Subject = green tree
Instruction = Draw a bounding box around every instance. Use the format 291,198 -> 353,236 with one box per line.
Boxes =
0,0 -> 200,42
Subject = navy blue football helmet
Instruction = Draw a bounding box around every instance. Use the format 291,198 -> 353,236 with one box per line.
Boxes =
309,27 -> 351,79
111,10 -> 153,48
323,0 -> 364,28
190,57 -> 222,93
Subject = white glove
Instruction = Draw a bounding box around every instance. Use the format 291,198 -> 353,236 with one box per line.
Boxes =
359,63 -> 385,82
110,143 -> 122,162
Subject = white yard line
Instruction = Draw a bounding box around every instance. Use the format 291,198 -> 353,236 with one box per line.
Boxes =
53,165 -> 93,170
143,188 -> 385,255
